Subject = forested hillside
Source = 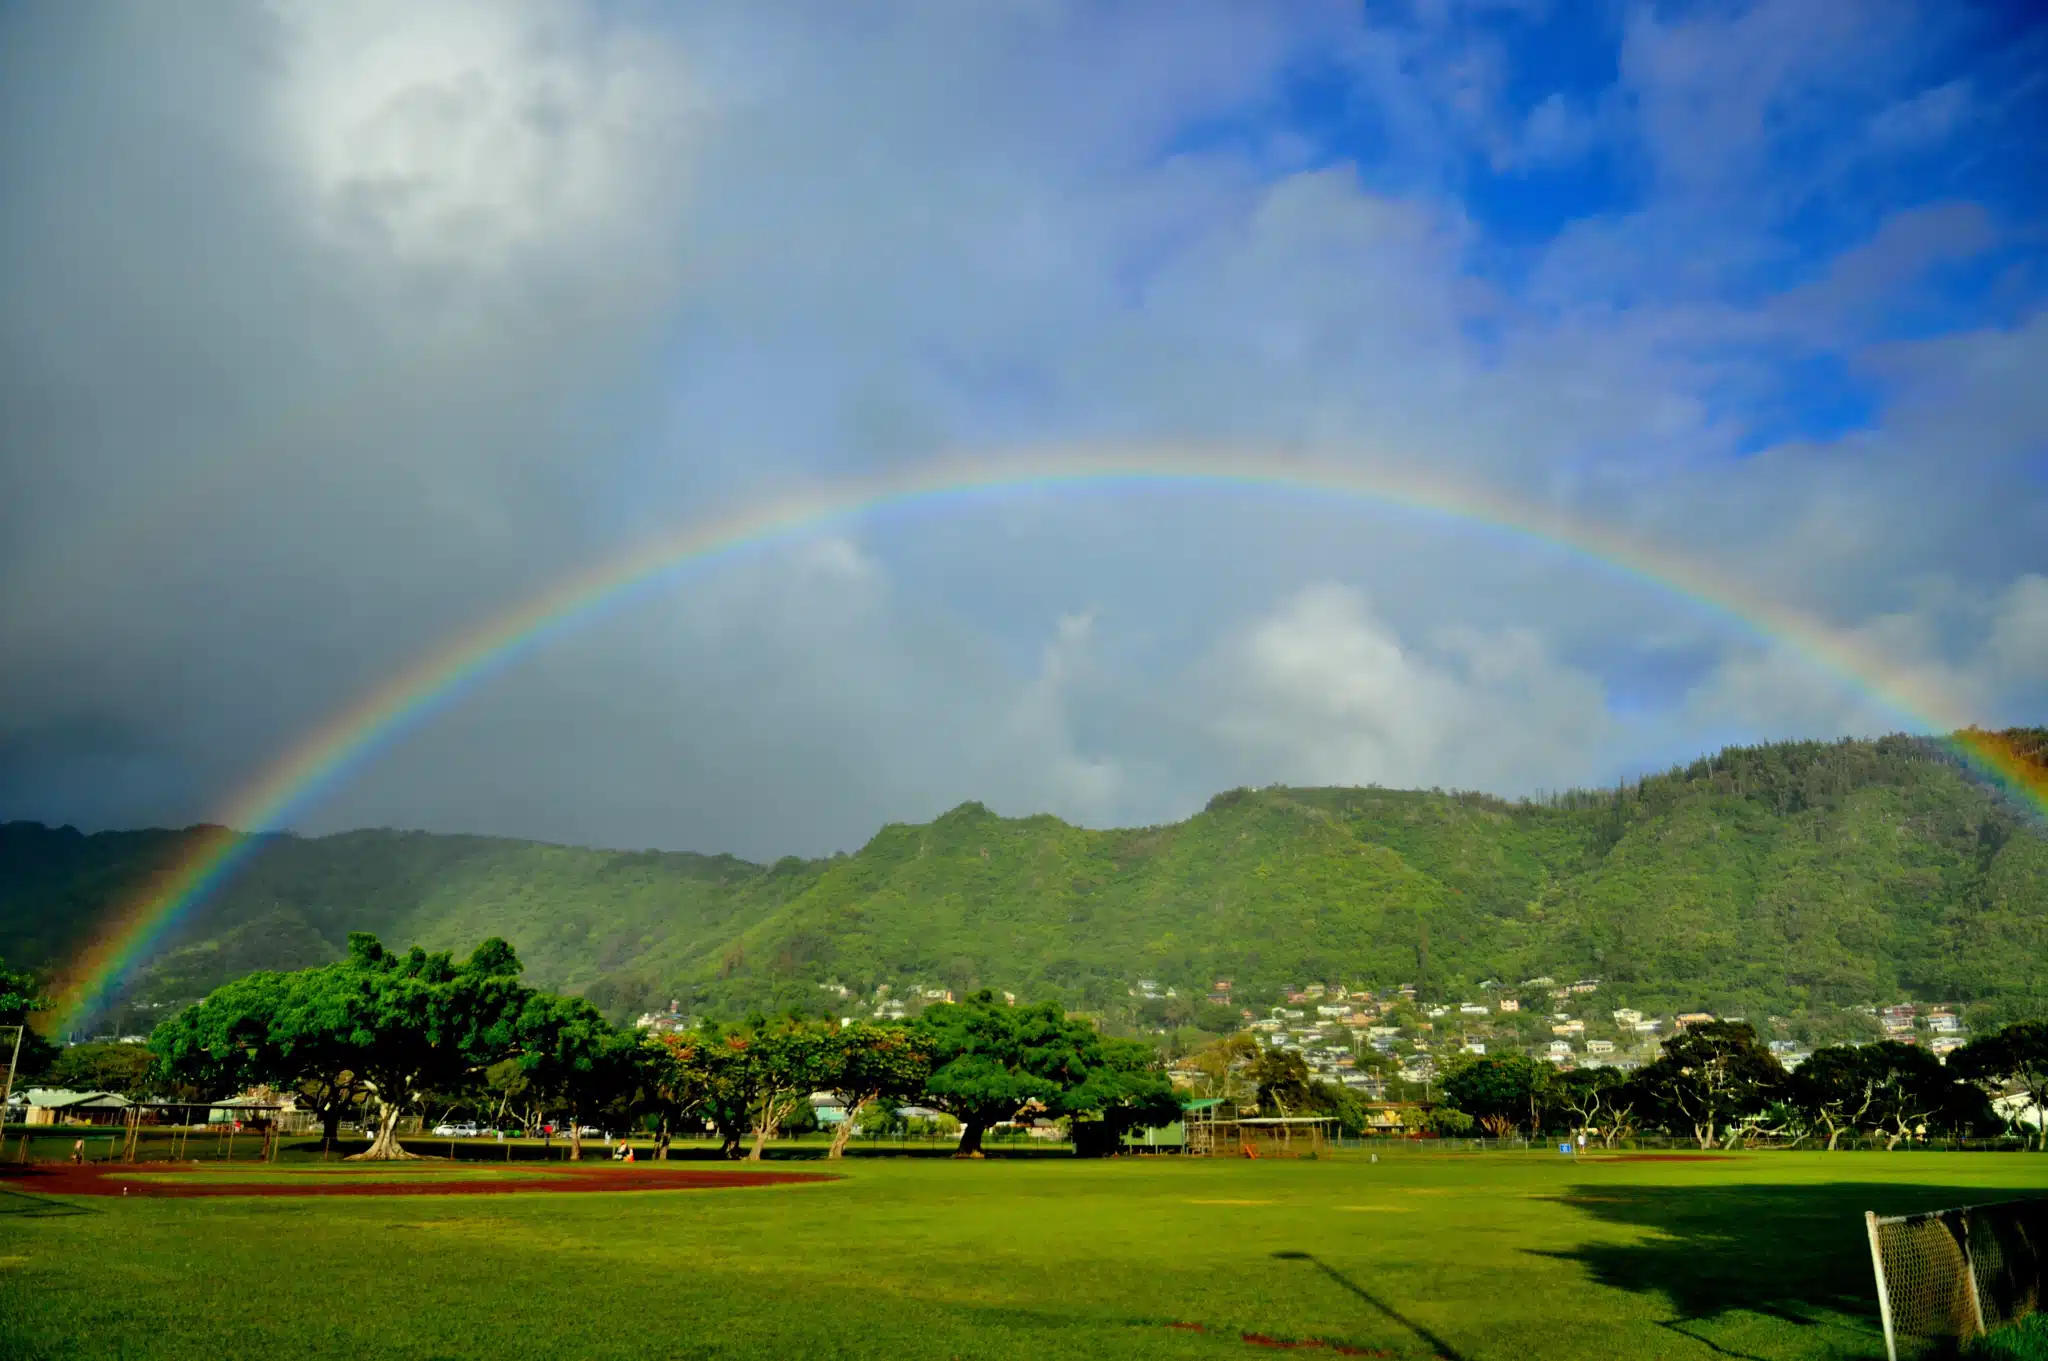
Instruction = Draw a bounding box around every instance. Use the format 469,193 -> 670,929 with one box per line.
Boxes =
4,731 -> 2043,1033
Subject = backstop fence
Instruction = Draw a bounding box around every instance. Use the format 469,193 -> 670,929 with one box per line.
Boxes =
1867,1197 -> 2047,1360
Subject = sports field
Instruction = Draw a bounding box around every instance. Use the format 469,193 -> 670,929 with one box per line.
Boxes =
3,1147 -> 2042,1360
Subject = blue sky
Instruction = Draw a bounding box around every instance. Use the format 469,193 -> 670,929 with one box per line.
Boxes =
1,0 -> 2043,857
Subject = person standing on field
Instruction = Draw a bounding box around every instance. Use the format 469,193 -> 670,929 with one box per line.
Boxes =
71,1138 -> 85,1164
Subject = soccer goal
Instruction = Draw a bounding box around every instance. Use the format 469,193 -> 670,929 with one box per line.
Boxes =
1866,1197 -> 2047,1360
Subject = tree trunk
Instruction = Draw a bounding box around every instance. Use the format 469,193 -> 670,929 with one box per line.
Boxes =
827,1102 -> 860,1159
569,1125 -> 583,1162
955,1119 -> 987,1158
321,1104 -> 344,1147
1826,1126 -> 1842,1151
346,1103 -> 420,1161
746,1100 -> 785,1162
1694,1121 -> 1714,1150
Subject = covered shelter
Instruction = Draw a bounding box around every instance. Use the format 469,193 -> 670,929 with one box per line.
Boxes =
1191,1112 -> 1337,1158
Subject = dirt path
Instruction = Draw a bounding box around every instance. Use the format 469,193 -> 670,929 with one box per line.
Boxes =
0,1162 -> 834,1198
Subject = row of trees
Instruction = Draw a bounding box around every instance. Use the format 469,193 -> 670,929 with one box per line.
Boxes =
1436,1020 -> 2048,1149
143,934 -> 1180,1160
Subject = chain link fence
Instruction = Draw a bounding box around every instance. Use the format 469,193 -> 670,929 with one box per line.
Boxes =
1867,1197 -> 2047,1360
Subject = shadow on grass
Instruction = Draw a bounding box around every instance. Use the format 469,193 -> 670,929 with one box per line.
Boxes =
0,1186 -> 98,1219
1272,1250 -> 1468,1360
1541,1182 -> 2048,1329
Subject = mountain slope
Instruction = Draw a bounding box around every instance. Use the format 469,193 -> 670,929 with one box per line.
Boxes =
3,730 -> 2043,1030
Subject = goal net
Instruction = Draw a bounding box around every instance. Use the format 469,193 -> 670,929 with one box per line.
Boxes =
1866,1197 -> 2048,1360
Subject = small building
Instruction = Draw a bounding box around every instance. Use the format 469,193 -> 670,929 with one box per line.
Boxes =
1611,1008 -> 1643,1026
1675,1013 -> 1715,1030
1497,999 -> 1521,1012
1585,1040 -> 1615,1055
23,1089 -> 134,1126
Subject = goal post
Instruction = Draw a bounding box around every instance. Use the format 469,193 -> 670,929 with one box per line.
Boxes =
1866,1197 -> 2047,1360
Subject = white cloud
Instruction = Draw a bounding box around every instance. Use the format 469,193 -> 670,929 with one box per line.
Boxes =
1206,583 -> 1615,793
1867,79 -> 1974,149
1986,575 -> 2048,685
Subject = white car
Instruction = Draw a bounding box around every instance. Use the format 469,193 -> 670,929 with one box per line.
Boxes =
433,1122 -> 482,1137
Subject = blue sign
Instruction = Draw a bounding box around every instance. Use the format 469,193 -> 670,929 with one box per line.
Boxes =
1559,1143 -> 1573,1155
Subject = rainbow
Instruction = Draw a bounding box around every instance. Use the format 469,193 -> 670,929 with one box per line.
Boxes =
48,445 -> 2046,1029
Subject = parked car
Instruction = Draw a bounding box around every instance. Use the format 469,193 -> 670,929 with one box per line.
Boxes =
432,1122 -> 482,1138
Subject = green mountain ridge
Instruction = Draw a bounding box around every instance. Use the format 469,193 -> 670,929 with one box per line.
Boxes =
4,730 -> 2044,1032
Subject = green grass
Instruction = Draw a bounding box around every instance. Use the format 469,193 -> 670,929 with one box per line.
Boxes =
1971,1312 -> 2048,1361
3,1149 -> 2044,1360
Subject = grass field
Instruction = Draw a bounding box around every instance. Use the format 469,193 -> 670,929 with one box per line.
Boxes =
3,1147 -> 2043,1360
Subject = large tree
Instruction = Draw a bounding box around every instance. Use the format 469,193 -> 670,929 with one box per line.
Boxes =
1633,1021 -> 1785,1149
655,1026 -> 761,1158
913,992 -> 1115,1157
1950,1023 -> 2048,1150
228,933 -> 532,1154
43,1041 -> 156,1099
1785,1045 -> 1879,1150
1064,1035 -> 1183,1154
1442,1054 -> 1551,1138
739,1021 -> 842,1161
512,991 -> 634,1161
817,1022 -> 931,1159
152,970 -> 370,1146
1550,1066 -> 1627,1143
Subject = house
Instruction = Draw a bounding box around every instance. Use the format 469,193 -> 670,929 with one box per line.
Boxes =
1993,1093 -> 2045,1134
1498,998 -> 1521,1012
1634,1019 -> 1663,1033
1459,1003 -> 1488,1016
23,1089 -> 134,1126
1546,1041 -> 1573,1060
1523,977 -> 1556,989
1611,1008 -> 1643,1026
1929,1014 -> 1962,1035
1931,1036 -> 1968,1060
1426,1006 -> 1449,1018
1462,1042 -> 1486,1055
1675,1013 -> 1715,1030
1570,980 -> 1601,994
1585,1040 -> 1615,1055
1317,1005 -> 1349,1019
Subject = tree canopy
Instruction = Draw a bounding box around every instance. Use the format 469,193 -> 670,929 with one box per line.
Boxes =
1630,1021 -> 1785,1148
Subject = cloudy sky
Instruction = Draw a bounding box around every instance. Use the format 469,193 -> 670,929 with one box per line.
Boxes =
2,0 -> 2043,861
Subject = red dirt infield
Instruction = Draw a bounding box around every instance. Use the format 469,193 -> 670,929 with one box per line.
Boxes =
0,1162 -> 835,1198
